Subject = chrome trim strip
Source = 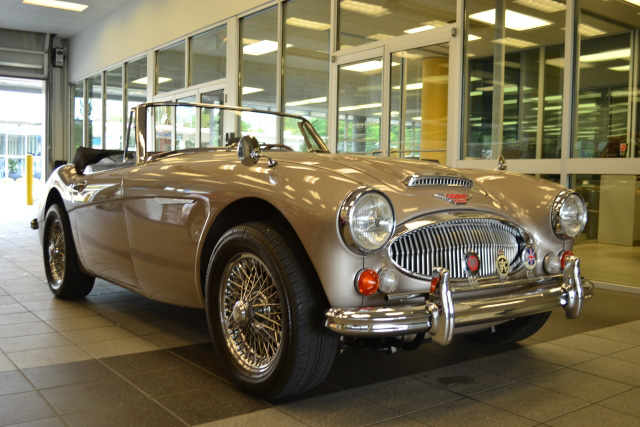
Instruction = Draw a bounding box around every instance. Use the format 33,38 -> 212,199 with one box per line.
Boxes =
325,257 -> 592,342
403,175 -> 473,188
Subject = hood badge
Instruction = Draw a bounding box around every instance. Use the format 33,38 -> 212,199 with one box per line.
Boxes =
433,193 -> 471,205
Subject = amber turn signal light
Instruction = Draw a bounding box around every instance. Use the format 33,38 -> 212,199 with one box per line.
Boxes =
356,269 -> 379,295
430,273 -> 441,293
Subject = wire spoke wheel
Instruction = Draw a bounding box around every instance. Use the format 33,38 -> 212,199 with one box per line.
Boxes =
220,253 -> 283,378
47,217 -> 66,289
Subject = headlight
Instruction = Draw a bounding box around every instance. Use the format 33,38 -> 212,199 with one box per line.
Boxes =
552,191 -> 587,239
339,188 -> 395,253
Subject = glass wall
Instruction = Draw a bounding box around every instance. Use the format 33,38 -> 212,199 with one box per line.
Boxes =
201,90 -> 224,147
126,56 -> 147,111
190,26 -> 227,86
156,41 -> 186,95
71,81 -> 84,151
283,0 -> 330,140
464,0 -> 566,160
240,6 -> 278,109
105,66 -> 123,149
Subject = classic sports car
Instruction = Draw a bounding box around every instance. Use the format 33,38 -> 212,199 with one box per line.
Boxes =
33,102 -> 592,399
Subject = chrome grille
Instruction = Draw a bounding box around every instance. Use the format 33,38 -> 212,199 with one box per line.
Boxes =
404,175 -> 473,188
388,219 -> 523,279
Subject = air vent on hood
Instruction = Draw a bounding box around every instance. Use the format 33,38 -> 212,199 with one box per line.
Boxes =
403,175 -> 473,188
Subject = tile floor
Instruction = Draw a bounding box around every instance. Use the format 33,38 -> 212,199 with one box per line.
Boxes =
0,198 -> 639,426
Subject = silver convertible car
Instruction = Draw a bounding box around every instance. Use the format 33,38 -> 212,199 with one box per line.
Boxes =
33,102 -> 592,398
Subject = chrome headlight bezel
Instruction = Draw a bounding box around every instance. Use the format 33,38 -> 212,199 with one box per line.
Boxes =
551,190 -> 587,239
339,188 -> 396,254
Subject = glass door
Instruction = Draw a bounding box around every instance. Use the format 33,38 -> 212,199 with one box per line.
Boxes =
200,89 -> 224,147
390,43 -> 449,164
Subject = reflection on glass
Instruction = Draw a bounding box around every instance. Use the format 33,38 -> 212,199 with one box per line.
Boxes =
283,0 -> 330,141
87,74 -> 102,149
154,105 -> 172,151
176,96 -> 197,149
338,58 -> 382,153
240,6 -> 278,109
339,0 -> 455,50
156,41 -> 186,94
572,174 -> 600,241
190,26 -> 227,86
390,44 -> 448,163
465,0 -> 565,160
105,66 -> 123,149
126,56 -> 147,111
72,81 -> 84,150
575,31 -> 632,158
201,91 -> 223,147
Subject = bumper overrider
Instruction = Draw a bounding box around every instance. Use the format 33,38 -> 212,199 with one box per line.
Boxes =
325,255 -> 593,345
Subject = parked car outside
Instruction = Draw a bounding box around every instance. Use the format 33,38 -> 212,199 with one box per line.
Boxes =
32,102 -> 592,399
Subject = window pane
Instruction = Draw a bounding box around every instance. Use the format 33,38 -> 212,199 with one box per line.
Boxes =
464,1 -> 566,160
71,82 -> 84,150
126,56 -> 147,111
337,58 -> 382,153
154,105 -> 172,151
283,0 -> 330,141
240,7 -> 278,109
190,26 -> 227,86
339,1 -> 456,50
176,96 -> 197,149
87,74 -> 102,149
390,44 -> 448,163
201,91 -> 223,147
156,41 -> 186,94
105,66 -> 123,149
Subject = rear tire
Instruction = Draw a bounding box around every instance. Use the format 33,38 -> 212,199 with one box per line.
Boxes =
43,204 -> 95,299
205,222 -> 338,399
464,312 -> 551,345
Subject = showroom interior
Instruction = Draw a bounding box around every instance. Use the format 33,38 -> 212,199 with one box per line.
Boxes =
0,0 -> 640,425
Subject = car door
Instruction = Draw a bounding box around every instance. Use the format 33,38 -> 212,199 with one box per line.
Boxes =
71,161 -> 140,290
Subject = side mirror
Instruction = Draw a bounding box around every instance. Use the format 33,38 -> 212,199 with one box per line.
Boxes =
238,135 -> 261,166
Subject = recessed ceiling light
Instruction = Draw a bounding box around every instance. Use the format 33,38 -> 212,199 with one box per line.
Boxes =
242,87 -> 264,95
608,65 -> 630,72
131,77 -> 171,85
341,0 -> 390,17
404,25 -> 435,34
243,40 -> 292,56
577,23 -> 606,37
492,37 -> 538,48
514,0 -> 565,13
468,34 -> 482,41
470,9 -> 553,31
285,97 -> 327,107
622,0 -> 640,5
366,33 -> 395,41
580,48 -> 630,62
339,102 -> 382,112
342,60 -> 383,72
286,17 -> 331,31
22,0 -> 87,12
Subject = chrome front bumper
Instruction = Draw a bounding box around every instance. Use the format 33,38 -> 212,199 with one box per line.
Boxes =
325,255 -> 593,345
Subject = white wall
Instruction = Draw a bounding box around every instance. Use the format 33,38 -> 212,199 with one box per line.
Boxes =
68,0 -> 268,82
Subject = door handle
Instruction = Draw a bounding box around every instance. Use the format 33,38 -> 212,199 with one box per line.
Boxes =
71,180 -> 87,192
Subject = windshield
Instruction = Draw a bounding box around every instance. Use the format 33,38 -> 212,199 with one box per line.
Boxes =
142,103 -> 329,154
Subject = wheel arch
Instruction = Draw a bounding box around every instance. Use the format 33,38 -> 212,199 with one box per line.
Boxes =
199,197 -> 319,298
44,188 -> 64,214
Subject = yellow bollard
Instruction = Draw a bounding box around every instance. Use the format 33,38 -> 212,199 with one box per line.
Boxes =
26,154 -> 33,205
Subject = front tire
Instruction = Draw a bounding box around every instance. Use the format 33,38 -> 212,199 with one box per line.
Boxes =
43,204 -> 95,299
205,222 -> 338,399
464,312 -> 551,345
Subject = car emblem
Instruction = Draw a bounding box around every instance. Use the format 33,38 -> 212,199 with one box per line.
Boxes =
464,251 -> 480,276
523,247 -> 536,270
496,250 -> 510,279
433,193 -> 470,205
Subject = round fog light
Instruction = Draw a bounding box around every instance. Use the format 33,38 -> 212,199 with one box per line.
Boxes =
543,253 -> 561,274
378,268 -> 398,294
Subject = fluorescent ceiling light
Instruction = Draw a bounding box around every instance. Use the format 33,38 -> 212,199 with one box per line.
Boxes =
286,17 -> 331,31
393,51 -> 423,60
622,0 -> 640,5
243,40 -> 292,56
342,60 -> 383,72
545,58 -> 593,69
341,0 -> 390,17
131,77 -> 171,85
404,25 -> 435,34
392,83 -> 423,91
514,0 -> 565,13
242,87 -> 264,95
580,48 -> 630,62
23,0 -> 88,12
468,34 -> 482,41
470,9 -> 552,31
492,37 -> 538,48
577,23 -> 606,37
411,117 -> 422,121
339,102 -> 382,112
366,33 -> 395,41
285,97 -> 327,107
609,65 -> 630,72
